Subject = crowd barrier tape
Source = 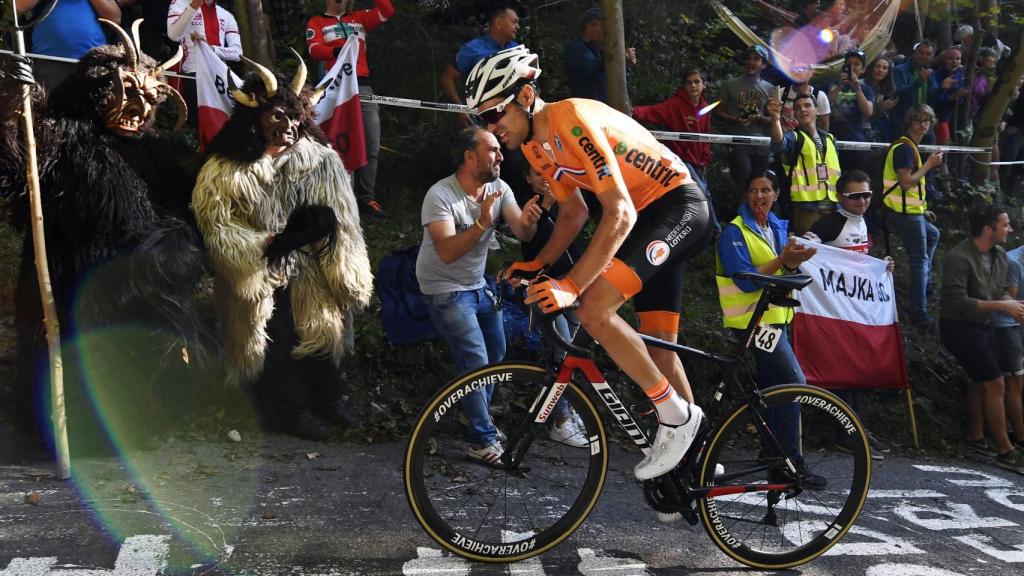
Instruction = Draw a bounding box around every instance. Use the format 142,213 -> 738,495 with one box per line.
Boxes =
6,49 -> 993,155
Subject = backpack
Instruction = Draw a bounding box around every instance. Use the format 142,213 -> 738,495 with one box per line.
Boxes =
376,245 -> 440,345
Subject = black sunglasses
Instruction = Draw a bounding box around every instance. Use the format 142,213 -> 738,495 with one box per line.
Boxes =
474,93 -> 516,125
842,192 -> 873,200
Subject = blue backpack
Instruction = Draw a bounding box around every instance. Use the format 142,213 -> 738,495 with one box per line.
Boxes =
376,245 -> 439,345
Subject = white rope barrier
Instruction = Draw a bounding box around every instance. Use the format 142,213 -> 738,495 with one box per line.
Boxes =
5,50 -> 992,155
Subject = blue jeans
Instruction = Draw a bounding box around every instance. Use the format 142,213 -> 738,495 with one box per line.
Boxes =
733,326 -> 804,459
426,287 -> 506,445
895,214 -> 940,320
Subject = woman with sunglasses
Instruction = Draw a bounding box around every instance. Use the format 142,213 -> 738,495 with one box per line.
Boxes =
465,45 -> 713,481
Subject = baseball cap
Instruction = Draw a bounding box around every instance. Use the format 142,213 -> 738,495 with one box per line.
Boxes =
747,44 -> 770,61
579,7 -> 601,26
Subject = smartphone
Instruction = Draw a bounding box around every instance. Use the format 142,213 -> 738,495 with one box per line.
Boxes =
774,85 -> 782,101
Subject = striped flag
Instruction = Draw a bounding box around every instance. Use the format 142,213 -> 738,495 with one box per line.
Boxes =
314,39 -> 367,172
194,40 -> 242,151
791,239 -> 909,390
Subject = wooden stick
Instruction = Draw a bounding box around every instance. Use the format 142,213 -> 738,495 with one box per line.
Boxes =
13,28 -> 71,480
906,387 -> 920,450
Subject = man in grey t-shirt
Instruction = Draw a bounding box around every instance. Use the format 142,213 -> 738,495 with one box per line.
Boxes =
715,44 -> 775,193
417,127 -> 540,464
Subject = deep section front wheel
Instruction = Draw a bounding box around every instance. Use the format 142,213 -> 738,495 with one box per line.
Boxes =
404,362 -> 608,562
697,384 -> 871,569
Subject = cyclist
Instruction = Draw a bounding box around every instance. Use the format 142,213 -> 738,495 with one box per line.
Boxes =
464,46 -> 713,480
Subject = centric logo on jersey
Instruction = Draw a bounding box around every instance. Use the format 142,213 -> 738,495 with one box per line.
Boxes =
646,240 -> 670,266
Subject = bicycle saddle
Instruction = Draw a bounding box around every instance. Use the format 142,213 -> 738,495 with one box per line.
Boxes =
734,271 -> 813,291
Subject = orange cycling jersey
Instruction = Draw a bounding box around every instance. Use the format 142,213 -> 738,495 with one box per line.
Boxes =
521,99 -> 691,211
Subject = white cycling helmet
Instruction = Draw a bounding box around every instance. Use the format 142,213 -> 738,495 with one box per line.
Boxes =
464,45 -> 542,109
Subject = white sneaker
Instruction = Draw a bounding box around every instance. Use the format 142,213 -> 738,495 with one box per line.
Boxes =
548,418 -> 589,448
634,407 -> 704,481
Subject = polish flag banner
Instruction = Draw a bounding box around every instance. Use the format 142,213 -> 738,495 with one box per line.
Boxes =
314,39 -> 367,172
195,41 -> 242,151
791,239 -> 909,390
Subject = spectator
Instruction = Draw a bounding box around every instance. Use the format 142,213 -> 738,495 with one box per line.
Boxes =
1003,243 -> 1024,449
563,6 -> 637,103
511,165 -> 588,447
882,104 -> 943,325
1000,81 -> 1024,196
416,127 -> 539,464
16,0 -> 121,88
306,0 -> 395,220
940,204 -> 1024,474
803,169 -> 892,460
971,47 -> 998,118
892,40 -> 936,133
865,55 -> 899,142
632,66 -> 711,181
167,0 -> 242,74
793,0 -> 821,27
929,47 -> 968,145
715,169 -> 824,486
828,50 -> 873,171
714,44 -> 775,193
778,67 -> 831,133
768,92 -> 841,235
440,5 -> 520,126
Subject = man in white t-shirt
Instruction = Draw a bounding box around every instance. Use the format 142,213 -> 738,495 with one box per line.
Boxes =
778,67 -> 831,132
167,0 -> 242,74
416,127 -> 540,465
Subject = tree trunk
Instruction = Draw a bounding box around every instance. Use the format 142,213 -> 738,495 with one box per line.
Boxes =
968,31 -> 1024,185
930,0 -> 953,49
232,0 -> 272,65
601,0 -> 630,114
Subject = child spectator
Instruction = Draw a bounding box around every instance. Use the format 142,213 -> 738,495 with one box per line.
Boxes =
632,67 -> 712,181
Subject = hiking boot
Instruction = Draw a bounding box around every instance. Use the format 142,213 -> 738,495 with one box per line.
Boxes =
548,417 -> 589,448
360,199 -> 390,219
283,410 -> 331,441
467,441 -> 504,467
317,398 -> 360,429
634,406 -> 704,481
995,449 -> 1024,475
967,438 -> 997,459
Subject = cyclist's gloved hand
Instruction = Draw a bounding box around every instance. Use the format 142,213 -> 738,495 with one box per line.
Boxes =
499,259 -> 544,286
524,275 -> 580,313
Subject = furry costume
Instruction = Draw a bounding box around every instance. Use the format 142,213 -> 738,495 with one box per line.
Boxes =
191,63 -> 372,390
0,26 -> 205,442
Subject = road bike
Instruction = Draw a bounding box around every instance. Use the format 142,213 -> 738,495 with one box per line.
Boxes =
404,271 -> 871,568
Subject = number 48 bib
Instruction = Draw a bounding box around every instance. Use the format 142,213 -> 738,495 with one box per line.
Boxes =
753,323 -> 782,353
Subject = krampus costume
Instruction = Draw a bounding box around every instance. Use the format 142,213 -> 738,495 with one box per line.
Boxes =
192,57 -> 373,439
0,21 -> 205,447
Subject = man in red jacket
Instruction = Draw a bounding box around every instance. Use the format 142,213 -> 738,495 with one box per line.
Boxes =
307,0 -> 395,219
632,67 -> 711,181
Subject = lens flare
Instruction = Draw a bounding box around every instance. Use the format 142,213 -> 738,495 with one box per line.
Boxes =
818,28 -> 835,44
697,100 -> 720,117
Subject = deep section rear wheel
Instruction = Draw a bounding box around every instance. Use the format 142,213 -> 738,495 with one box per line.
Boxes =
697,385 -> 871,569
404,362 -> 608,562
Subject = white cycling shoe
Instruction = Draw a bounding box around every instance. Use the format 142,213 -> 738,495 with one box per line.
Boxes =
634,406 -> 705,481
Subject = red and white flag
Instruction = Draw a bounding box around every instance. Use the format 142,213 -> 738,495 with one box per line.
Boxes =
314,39 -> 367,172
791,240 -> 909,390
194,40 -> 242,151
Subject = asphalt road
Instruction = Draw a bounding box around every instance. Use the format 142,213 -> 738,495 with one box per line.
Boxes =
1,432 -> 1023,576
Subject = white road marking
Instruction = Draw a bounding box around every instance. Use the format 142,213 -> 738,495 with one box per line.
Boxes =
864,563 -> 966,576
818,524 -> 925,556
912,465 -> 1014,488
985,489 -> 1024,513
892,501 -> 1018,531
400,547 -> 469,576
1,535 -> 169,576
577,548 -> 652,576
953,533 -> 1024,563
868,490 -> 946,499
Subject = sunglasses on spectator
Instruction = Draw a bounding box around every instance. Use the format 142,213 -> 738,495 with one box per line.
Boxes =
474,93 -> 516,125
841,192 -> 873,200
